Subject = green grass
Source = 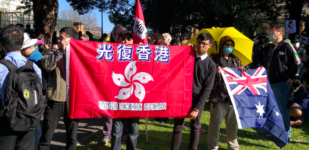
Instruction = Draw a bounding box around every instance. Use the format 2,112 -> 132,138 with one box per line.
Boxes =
77,102 -> 309,150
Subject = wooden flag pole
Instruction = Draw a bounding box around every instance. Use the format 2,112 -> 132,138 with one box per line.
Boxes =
145,118 -> 149,143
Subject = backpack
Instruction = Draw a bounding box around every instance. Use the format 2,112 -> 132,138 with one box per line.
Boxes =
0,59 -> 45,132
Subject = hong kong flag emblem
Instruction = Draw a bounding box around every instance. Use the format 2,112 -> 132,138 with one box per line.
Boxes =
112,61 -> 154,102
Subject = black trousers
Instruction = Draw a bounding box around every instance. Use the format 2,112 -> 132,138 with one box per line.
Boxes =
111,118 -> 139,150
38,101 -> 79,150
0,124 -> 35,150
171,96 -> 204,150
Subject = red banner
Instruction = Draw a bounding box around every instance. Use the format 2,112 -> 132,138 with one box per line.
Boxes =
66,39 -> 195,119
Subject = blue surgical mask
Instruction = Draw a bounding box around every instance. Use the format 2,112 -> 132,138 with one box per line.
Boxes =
269,34 -> 276,42
223,46 -> 233,54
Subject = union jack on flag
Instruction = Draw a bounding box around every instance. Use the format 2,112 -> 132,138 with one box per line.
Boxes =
221,67 -> 267,96
220,67 -> 288,148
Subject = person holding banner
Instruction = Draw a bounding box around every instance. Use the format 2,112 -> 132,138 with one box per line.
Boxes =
101,25 -> 126,146
111,31 -> 140,150
208,36 -> 247,150
171,33 -> 216,150
38,27 -> 79,150
110,25 -> 125,43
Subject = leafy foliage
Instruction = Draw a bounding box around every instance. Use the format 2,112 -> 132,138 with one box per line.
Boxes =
16,0 -> 33,15
0,0 -> 13,12
59,7 -> 99,27
66,0 -> 114,14
65,0 -> 290,39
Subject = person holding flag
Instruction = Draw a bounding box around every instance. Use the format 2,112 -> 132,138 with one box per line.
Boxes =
171,33 -> 216,150
101,25 -> 126,146
208,36 -> 246,150
110,1 -> 146,149
110,31 -> 140,150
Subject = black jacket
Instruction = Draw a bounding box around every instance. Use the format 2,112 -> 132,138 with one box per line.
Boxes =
192,56 -> 216,110
255,40 -> 297,84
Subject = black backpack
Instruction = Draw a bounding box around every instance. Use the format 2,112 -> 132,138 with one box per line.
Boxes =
0,59 -> 44,132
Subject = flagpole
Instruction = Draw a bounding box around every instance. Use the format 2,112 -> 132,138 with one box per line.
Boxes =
145,118 -> 149,143
101,11 -> 103,34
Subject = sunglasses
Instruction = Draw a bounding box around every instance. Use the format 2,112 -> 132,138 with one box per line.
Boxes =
122,37 -> 132,41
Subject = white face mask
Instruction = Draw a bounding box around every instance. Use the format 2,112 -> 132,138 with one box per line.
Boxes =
295,43 -> 300,48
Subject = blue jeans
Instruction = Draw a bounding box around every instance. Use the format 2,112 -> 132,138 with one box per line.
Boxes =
271,82 -> 291,138
111,118 -> 139,150
33,123 -> 42,150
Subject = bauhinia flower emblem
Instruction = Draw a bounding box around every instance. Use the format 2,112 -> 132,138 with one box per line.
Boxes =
112,61 -> 154,102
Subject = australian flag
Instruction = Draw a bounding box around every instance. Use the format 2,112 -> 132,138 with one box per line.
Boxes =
221,67 -> 288,148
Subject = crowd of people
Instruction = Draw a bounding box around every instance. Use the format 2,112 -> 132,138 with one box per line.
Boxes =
0,22 -> 308,150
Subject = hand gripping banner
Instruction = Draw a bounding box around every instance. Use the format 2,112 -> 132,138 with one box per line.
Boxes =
66,39 -> 195,119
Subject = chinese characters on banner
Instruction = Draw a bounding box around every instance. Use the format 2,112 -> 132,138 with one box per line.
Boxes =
66,39 -> 195,119
97,44 -> 170,63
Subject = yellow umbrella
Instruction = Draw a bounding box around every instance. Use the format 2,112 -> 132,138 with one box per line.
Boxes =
103,36 -> 110,42
185,27 -> 254,66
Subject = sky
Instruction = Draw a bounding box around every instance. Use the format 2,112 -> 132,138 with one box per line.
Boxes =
58,0 -> 114,33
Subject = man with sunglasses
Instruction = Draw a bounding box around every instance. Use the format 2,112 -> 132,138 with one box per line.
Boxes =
254,24 -> 297,141
117,31 -> 133,44
111,30 -> 139,150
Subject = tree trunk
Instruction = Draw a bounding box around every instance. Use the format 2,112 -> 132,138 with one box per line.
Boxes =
286,0 -> 304,41
32,0 -> 58,46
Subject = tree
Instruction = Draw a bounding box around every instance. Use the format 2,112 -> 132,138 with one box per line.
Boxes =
32,0 -> 59,45
0,0 -> 13,12
66,0 -> 112,14
60,7 -> 98,27
66,0 -> 281,39
16,0 -> 33,15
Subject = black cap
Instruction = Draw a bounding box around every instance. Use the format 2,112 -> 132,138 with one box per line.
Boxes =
119,31 -> 133,38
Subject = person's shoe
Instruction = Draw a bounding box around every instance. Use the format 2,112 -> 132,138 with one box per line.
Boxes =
199,128 -> 207,133
100,137 -> 111,146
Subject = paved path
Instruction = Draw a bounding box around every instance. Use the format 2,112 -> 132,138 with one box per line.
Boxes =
49,118 -> 104,150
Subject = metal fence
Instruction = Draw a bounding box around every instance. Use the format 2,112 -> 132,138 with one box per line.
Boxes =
0,12 -> 33,28
0,12 -> 73,31
56,19 -> 73,31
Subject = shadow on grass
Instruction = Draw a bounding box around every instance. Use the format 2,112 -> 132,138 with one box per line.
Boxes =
49,118 -> 104,150
77,129 -> 272,150
76,101 -> 309,150
289,141 -> 309,145
139,120 -> 174,129
301,119 -> 309,135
